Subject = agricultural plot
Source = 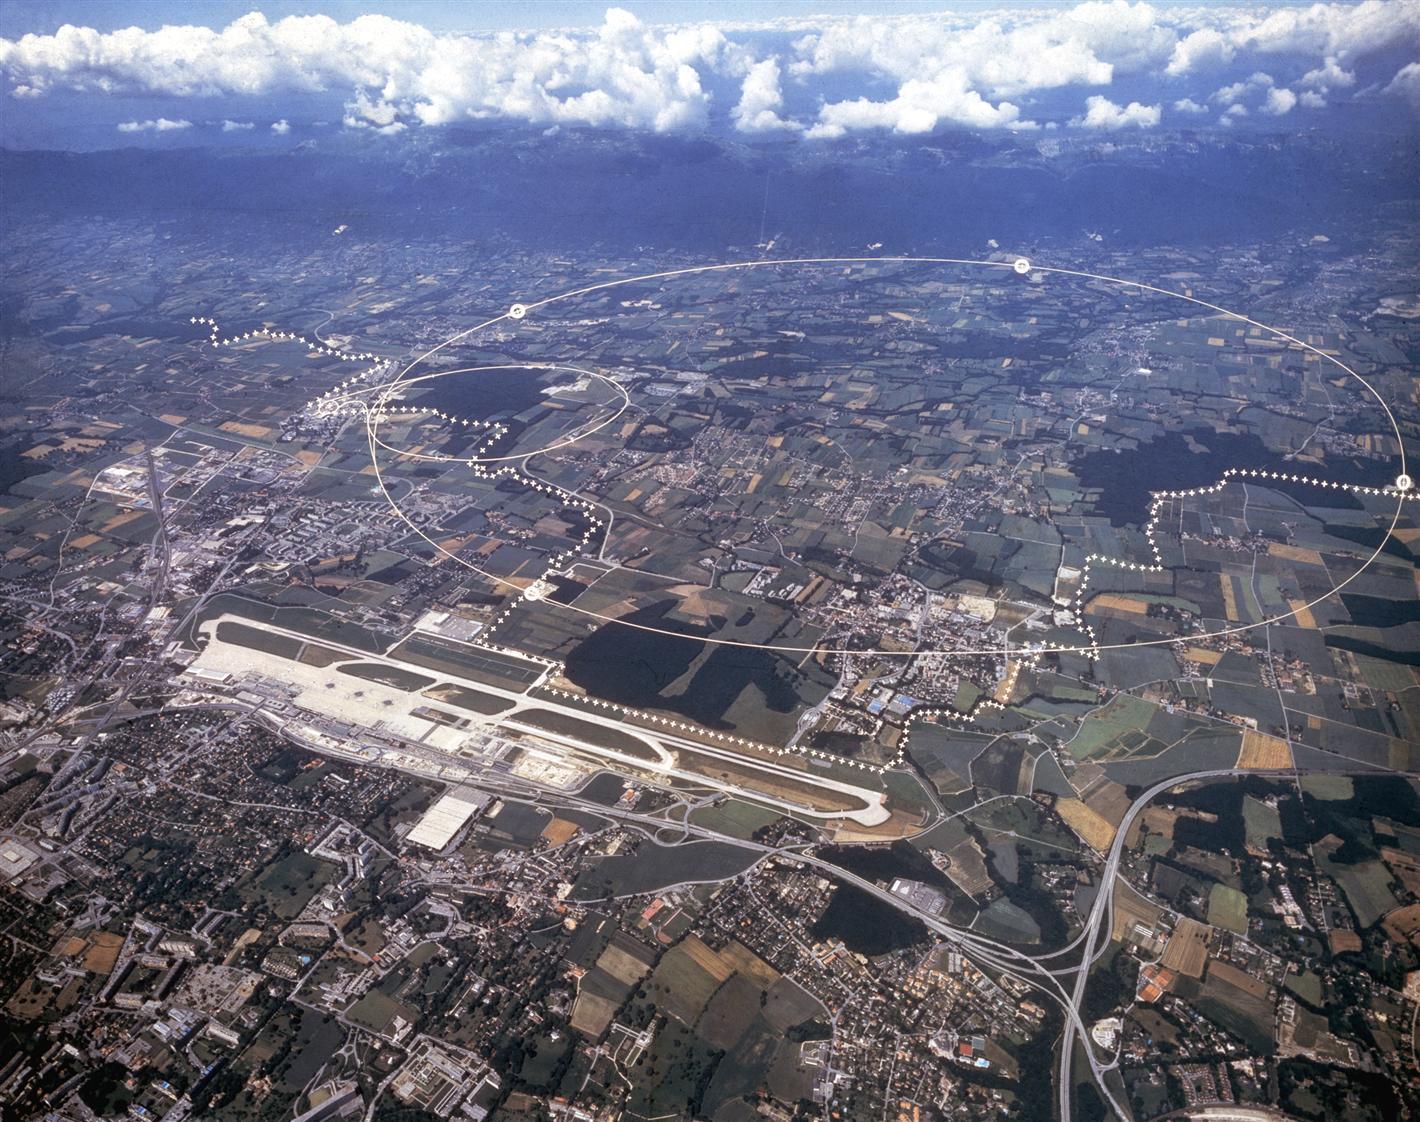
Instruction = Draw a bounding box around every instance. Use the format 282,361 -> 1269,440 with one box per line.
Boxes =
700,1016 -> 791,1117
1066,694 -> 1157,759
1316,837 -> 1402,928
761,976 -> 826,1033
696,974 -> 763,1051
572,841 -> 761,900
1242,796 -> 1283,850
240,851 -> 338,921
621,1020 -> 724,1121
687,798 -> 781,840
1206,884 -> 1249,935
646,936 -> 735,1026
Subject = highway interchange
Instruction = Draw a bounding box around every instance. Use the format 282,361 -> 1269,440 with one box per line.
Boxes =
161,671 -> 1403,1122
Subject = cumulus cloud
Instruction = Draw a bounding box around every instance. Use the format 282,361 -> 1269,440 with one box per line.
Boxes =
807,71 -> 1033,138
270,118 -> 290,134
1166,28 -> 1235,76
1,8 -> 728,134
1,3 -> 1417,139
117,117 -> 190,132
1165,0 -> 1420,74
788,0 -> 1176,106
1261,87 -> 1297,115
1071,94 -> 1160,130
221,118 -> 253,131
1385,61 -> 1420,107
1172,97 -> 1206,114
732,57 -> 796,133
1300,57 -> 1355,93
1213,72 -> 1272,106
1238,0 -> 1419,61
791,1 -> 1186,137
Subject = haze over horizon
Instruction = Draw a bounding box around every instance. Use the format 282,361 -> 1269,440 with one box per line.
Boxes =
2,1 -> 1417,149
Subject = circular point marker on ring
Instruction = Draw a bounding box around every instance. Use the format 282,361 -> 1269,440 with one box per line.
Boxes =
1398,473 -> 1414,492
360,256 -> 1406,664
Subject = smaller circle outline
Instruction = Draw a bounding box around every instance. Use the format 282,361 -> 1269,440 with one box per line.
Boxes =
363,257 -> 1408,661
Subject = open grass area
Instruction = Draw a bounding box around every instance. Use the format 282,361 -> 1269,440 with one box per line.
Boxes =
215,619 -> 302,660
389,631 -> 543,690
622,1020 -> 723,1121
1207,883 -> 1249,935
572,840 -> 760,900
687,798 -> 780,840
697,974 -> 763,1051
1242,795 -> 1282,849
422,682 -> 515,715
647,936 -> 733,1025
1302,775 -> 1354,800
511,708 -> 661,759
676,749 -> 864,813
1317,838 -> 1402,928
1068,694 -> 1156,759
336,661 -> 435,691
241,851 -> 338,921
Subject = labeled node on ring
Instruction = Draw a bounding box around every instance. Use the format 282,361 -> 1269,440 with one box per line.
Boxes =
358,256 -> 1405,664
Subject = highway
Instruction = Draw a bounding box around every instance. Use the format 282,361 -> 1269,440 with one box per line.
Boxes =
143,682 -> 1410,1121
186,610 -> 893,826
540,760 -> 1395,1122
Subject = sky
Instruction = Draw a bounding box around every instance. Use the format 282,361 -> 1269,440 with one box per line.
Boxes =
1,1 -> 1417,147
3,2 -> 1012,36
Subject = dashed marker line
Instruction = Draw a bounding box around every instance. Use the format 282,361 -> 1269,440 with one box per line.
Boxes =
193,257 -> 1411,774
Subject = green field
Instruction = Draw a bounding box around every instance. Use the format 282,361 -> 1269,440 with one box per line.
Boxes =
573,841 -> 760,900
646,940 -> 729,1025
345,989 -> 408,1035
1317,845 -> 1400,929
423,682 -> 515,715
390,631 -> 544,690
242,851 -> 338,920
622,1020 -> 724,1120
1207,883 -> 1249,935
1286,971 -> 1323,1006
688,798 -> 781,840
215,619 -> 303,660
337,661 -> 436,691
512,708 -> 660,759
761,976 -> 825,1033
1242,795 -> 1282,849
1068,694 -> 1156,759
696,974 -> 763,1051
1301,775 -> 1354,800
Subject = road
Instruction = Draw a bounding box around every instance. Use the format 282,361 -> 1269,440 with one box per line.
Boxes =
187,608 -> 892,826
249,687 -> 1399,1121
514,757 -> 1381,1122
1051,766 -> 1312,1122
59,662 -> 1409,1122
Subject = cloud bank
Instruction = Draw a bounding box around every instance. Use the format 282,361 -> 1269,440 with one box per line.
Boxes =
2,3 -> 1417,140
116,117 -> 191,133
1071,96 -> 1162,131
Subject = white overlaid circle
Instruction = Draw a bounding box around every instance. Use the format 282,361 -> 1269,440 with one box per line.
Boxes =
349,257 -> 1409,662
